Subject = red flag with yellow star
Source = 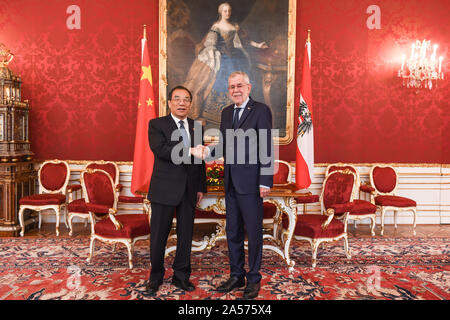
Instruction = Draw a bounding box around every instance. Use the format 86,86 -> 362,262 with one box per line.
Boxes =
131,25 -> 156,195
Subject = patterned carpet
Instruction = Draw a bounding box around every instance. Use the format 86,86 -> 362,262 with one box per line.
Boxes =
0,237 -> 448,300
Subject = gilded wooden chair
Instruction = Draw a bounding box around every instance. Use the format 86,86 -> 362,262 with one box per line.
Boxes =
82,168 -> 150,269
284,169 -> 357,267
18,159 -> 70,236
369,165 -> 417,236
325,163 -> 377,236
67,160 -> 149,236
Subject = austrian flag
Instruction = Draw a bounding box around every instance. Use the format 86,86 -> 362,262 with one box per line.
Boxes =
295,31 -> 314,190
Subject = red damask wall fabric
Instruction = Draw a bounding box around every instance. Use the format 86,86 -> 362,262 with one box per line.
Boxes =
1,0 -> 158,161
1,0 -> 448,162
284,0 -> 449,163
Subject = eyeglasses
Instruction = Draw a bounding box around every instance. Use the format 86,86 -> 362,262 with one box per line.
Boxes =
171,97 -> 191,104
228,83 -> 249,90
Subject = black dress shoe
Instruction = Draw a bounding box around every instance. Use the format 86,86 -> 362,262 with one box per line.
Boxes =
146,280 -> 162,295
243,282 -> 260,300
216,276 -> 245,292
172,277 -> 195,292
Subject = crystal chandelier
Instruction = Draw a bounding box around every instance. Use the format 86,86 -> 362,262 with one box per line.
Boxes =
398,39 -> 444,90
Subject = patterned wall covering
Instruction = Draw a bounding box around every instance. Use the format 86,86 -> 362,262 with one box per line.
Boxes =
0,0 -> 448,162
289,0 -> 449,164
0,0 -> 159,161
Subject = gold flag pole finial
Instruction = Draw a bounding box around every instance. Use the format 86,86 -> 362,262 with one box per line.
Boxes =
143,24 -> 147,40
307,29 -> 311,43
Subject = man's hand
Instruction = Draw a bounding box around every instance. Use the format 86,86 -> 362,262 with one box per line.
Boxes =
190,145 -> 208,159
196,192 -> 204,206
260,187 -> 270,198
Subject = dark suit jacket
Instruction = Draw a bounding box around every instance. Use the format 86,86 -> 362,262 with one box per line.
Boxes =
147,115 -> 207,206
211,97 -> 274,194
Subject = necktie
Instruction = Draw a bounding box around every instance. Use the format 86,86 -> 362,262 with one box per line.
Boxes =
178,120 -> 189,147
233,107 -> 242,129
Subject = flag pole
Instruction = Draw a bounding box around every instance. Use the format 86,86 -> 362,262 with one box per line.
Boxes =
307,29 -> 311,43
143,24 -> 147,39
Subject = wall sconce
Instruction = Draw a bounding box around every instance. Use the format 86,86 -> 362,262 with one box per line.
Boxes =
398,39 -> 444,90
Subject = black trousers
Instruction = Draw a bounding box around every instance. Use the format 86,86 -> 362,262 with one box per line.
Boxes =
149,190 -> 195,283
225,175 -> 263,284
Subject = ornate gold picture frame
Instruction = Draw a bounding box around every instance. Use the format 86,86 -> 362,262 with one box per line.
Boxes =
159,0 -> 296,145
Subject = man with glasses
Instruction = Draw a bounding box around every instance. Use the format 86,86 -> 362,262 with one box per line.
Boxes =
206,71 -> 274,299
146,85 -> 207,295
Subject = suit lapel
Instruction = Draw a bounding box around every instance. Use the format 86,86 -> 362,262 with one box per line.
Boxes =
187,118 -> 195,147
165,115 -> 182,144
166,114 -> 178,133
224,105 -> 234,129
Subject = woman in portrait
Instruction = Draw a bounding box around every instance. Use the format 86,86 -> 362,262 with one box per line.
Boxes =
183,2 -> 267,122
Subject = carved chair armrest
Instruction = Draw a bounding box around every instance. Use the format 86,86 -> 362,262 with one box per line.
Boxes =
360,184 -> 375,194
322,202 -> 354,230
328,202 -> 354,215
85,203 -> 122,230
108,208 -> 123,230
143,199 -> 150,215
322,208 -> 335,230
115,183 -> 123,192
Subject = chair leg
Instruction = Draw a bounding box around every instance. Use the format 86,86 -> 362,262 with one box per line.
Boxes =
38,211 -> 42,229
380,207 -> 385,236
68,214 -> 74,236
55,208 -> 60,236
412,208 -> 417,236
18,206 -> 26,237
310,239 -> 319,268
370,216 -> 376,236
343,235 -> 351,259
87,237 -> 95,263
125,240 -> 133,269
394,210 -> 398,229
63,206 -> 69,228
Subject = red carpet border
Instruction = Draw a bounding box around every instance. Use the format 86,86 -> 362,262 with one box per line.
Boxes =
0,237 -> 448,300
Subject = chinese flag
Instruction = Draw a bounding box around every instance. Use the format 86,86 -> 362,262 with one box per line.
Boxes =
131,26 -> 156,195
295,32 -> 314,190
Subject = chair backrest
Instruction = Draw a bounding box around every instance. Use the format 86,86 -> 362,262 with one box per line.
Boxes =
81,169 -> 118,214
369,165 -> 398,195
325,163 -> 360,198
85,160 -> 120,186
38,160 -> 70,194
320,169 -> 356,212
273,160 -> 292,186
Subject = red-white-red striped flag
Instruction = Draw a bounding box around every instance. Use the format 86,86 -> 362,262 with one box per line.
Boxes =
131,25 -> 156,195
295,31 -> 314,189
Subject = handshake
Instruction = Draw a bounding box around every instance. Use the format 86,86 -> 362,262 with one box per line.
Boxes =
190,145 -> 209,160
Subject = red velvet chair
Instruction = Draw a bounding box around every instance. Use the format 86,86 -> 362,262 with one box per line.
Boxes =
369,165 -> 417,236
82,169 -> 150,269
263,160 -> 295,227
18,160 -> 71,237
326,163 -> 377,236
67,160 -> 149,236
285,169 -> 357,267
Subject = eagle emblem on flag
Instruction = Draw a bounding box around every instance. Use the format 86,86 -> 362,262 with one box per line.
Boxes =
297,100 -> 312,137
